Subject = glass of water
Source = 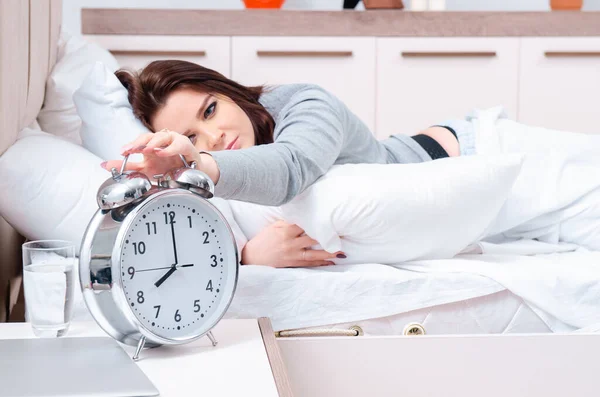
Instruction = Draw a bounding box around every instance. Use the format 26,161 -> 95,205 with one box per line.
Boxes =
22,240 -> 75,338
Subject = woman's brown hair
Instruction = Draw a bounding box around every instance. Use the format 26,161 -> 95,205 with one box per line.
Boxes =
115,60 -> 275,145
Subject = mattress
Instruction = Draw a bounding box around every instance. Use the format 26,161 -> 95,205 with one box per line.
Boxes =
281,290 -> 552,337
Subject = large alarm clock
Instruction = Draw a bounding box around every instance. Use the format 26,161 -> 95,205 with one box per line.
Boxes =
79,155 -> 239,360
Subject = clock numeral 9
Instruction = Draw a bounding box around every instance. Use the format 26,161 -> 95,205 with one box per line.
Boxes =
146,221 -> 157,235
211,255 -> 218,267
202,231 -> 210,244
194,300 -> 201,313
128,267 -> 135,279
174,309 -> 181,322
137,291 -> 145,304
132,242 -> 146,255
164,211 -> 175,225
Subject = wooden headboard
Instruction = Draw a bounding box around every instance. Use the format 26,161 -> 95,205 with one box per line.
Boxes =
0,0 -> 62,321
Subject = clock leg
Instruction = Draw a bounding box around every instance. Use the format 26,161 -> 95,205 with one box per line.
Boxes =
133,336 -> 147,361
207,331 -> 218,347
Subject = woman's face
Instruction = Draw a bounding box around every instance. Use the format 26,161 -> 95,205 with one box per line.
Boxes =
152,88 -> 255,152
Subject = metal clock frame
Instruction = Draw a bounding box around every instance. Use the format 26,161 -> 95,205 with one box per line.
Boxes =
79,187 -> 239,360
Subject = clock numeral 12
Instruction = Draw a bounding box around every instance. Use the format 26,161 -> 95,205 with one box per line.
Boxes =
164,211 -> 175,225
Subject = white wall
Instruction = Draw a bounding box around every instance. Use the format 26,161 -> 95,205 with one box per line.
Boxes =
63,0 -> 600,35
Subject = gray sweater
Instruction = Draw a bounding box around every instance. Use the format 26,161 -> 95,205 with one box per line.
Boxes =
209,84 -> 432,206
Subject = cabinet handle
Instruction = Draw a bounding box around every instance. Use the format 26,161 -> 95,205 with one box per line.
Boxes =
544,51 -> 600,57
401,51 -> 496,57
256,50 -> 353,57
109,50 -> 206,57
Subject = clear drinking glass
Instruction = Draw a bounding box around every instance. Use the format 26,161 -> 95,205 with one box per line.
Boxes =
22,240 -> 75,337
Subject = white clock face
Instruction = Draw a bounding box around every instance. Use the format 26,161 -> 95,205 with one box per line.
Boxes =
118,191 -> 237,341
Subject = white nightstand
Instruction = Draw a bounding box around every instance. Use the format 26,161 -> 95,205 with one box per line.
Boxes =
0,318 -> 293,397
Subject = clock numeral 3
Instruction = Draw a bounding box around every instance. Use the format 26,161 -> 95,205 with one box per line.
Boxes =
137,291 -> 145,304
194,300 -> 201,313
132,242 -> 146,255
164,211 -> 175,225
174,309 -> 181,322
154,305 -> 161,318
146,221 -> 157,235
210,255 -> 218,267
202,231 -> 210,244
206,280 -> 213,292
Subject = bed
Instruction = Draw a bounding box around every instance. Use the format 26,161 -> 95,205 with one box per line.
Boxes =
2,3 -> 600,396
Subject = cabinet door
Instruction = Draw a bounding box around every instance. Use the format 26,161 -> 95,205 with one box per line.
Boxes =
377,38 -> 519,139
83,35 -> 231,78
232,37 -> 376,133
519,38 -> 600,134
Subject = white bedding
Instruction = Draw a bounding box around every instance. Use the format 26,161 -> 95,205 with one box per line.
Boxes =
225,247 -> 600,332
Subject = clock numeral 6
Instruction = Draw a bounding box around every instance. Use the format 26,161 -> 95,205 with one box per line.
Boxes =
137,291 -> 145,304
174,309 -> 181,322
194,300 -> 201,313
132,241 -> 146,255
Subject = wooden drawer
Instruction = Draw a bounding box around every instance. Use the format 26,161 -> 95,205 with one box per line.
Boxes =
231,36 -> 376,133
83,35 -> 231,78
376,38 -> 519,139
519,38 -> 600,134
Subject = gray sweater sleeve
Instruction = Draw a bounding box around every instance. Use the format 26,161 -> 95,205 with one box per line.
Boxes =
208,86 -> 344,206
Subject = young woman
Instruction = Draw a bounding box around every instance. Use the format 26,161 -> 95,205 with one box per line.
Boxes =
102,60 -> 470,268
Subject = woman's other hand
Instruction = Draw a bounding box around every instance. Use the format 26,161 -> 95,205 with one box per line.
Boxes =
241,220 -> 344,268
101,129 -> 202,177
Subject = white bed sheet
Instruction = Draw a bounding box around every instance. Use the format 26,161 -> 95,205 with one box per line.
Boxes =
226,247 -> 600,333
295,289 -> 552,336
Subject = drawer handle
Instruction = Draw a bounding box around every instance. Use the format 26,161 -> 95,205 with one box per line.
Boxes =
109,50 -> 207,57
256,50 -> 353,57
545,51 -> 600,57
401,51 -> 496,57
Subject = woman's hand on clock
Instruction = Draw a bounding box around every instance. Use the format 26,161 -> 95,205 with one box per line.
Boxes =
101,129 -> 218,182
240,220 -> 345,268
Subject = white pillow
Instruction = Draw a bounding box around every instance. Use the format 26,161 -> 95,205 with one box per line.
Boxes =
0,128 -> 248,257
37,31 -> 119,145
228,154 -> 524,264
73,62 -> 148,161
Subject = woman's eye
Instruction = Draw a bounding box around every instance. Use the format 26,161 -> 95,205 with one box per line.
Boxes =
204,102 -> 216,119
187,134 -> 197,144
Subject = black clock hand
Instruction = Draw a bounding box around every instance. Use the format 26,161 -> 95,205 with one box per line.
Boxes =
170,220 -> 178,265
155,264 -> 177,288
178,264 -> 194,268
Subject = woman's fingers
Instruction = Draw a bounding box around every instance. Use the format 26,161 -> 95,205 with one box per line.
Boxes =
285,260 -> 335,268
143,130 -> 177,153
101,159 -> 145,172
120,133 -> 154,155
302,248 -> 341,262
296,235 -> 320,249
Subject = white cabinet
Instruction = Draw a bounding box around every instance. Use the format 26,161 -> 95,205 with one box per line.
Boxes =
231,37 -> 376,133
376,38 -> 519,139
519,38 -> 600,134
83,35 -> 231,78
